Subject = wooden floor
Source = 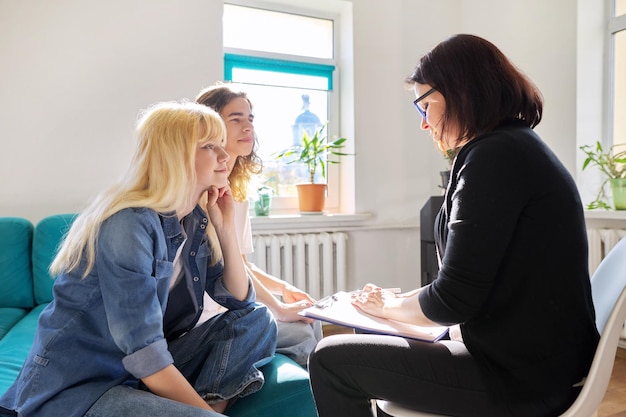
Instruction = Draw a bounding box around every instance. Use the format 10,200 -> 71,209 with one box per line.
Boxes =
321,324 -> 626,416
599,346 -> 626,417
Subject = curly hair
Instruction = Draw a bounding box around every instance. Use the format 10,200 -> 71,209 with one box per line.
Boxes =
196,83 -> 263,201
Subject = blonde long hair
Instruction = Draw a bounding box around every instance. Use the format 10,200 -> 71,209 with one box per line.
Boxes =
50,101 -> 226,277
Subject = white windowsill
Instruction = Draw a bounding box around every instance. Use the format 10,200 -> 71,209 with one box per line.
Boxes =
584,210 -> 626,228
248,210 -> 626,234
584,210 -> 626,220
250,212 -> 375,234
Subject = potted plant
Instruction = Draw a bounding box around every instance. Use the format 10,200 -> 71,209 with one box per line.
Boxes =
580,141 -> 626,210
439,148 -> 459,190
274,124 -> 350,213
253,185 -> 273,216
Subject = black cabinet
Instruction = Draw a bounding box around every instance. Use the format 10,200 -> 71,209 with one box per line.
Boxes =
420,196 -> 444,286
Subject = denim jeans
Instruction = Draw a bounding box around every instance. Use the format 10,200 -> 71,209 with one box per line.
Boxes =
276,319 -> 323,367
84,386 -> 225,417
168,304 -> 277,403
86,304 -> 276,417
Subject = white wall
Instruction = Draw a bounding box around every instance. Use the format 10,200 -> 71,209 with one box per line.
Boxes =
0,0 -> 585,291
577,0 -> 608,204
460,0 -> 578,171
0,0 -> 223,219
349,0 -> 582,290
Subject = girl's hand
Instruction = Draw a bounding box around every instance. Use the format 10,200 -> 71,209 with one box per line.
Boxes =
205,185 -> 234,231
281,285 -> 316,305
274,300 -> 315,323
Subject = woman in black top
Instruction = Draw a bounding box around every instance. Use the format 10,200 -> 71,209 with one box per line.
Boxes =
308,34 -> 599,417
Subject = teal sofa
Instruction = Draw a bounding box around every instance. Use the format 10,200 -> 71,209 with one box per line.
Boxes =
0,215 -> 317,417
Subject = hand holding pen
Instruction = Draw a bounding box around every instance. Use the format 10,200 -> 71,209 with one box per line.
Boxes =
313,286 -> 401,309
352,285 -> 401,298
351,284 -> 402,316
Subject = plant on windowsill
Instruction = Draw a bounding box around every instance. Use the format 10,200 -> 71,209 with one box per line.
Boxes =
274,123 -> 351,213
253,185 -> 273,217
439,147 -> 459,190
580,141 -> 626,210
439,148 -> 455,189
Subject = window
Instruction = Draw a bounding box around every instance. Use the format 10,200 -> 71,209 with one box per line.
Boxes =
610,0 -> 626,147
223,2 -> 343,214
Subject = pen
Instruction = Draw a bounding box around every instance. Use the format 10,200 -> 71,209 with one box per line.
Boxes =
314,294 -> 340,309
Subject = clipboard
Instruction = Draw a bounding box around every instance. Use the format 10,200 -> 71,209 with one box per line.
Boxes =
299,291 -> 449,342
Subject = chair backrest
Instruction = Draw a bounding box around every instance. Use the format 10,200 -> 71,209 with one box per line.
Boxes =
559,236 -> 626,417
590,236 -> 626,333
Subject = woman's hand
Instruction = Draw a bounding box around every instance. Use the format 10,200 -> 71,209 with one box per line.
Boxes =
205,185 -> 234,232
206,185 -> 248,300
351,283 -> 401,319
352,283 -> 440,327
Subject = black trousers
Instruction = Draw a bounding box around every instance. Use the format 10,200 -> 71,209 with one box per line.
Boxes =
308,333 -> 575,417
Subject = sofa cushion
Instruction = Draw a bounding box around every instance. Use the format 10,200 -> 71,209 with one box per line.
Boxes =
0,308 -> 28,340
227,353 -> 317,417
0,217 -> 34,310
32,214 -> 77,305
0,303 -> 48,396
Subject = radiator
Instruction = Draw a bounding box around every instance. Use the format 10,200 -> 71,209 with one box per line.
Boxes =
587,228 -> 626,275
248,232 -> 348,300
587,227 -> 626,342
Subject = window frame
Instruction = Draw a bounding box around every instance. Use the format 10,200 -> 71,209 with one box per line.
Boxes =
224,54 -> 335,90
223,1 -> 345,215
607,1 -> 626,147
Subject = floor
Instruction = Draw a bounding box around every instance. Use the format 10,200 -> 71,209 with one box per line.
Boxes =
321,324 -> 626,416
599,346 -> 626,417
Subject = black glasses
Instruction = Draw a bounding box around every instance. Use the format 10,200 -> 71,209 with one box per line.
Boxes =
413,88 -> 436,120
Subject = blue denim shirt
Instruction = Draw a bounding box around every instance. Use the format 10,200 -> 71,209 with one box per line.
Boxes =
0,206 -> 255,417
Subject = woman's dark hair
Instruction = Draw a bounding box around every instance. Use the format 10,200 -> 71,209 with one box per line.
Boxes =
406,34 -> 543,146
196,83 -> 263,201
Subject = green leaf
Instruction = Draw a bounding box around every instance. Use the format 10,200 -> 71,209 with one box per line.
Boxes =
273,122 -> 352,182
578,141 -> 626,208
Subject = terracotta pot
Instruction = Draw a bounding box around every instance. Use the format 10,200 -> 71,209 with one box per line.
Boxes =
296,183 -> 327,213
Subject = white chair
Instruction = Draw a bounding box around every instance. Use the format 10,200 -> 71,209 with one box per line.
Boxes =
377,236 -> 626,417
